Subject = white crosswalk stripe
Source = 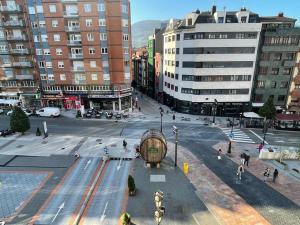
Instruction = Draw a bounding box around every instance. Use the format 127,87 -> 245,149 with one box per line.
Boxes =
220,127 -> 255,143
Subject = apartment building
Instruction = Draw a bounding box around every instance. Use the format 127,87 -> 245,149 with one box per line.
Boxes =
163,7 -> 262,116
287,50 -> 300,113
252,14 -> 300,112
27,0 -> 132,111
0,0 -> 39,107
132,48 -> 148,92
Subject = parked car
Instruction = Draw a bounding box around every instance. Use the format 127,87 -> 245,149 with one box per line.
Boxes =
22,108 -> 33,116
36,107 -> 60,117
95,110 -> 102,118
106,112 -> 113,119
115,113 -> 122,119
0,129 -> 15,137
0,109 -> 4,114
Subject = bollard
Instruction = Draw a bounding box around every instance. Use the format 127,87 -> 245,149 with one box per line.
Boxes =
183,163 -> 189,175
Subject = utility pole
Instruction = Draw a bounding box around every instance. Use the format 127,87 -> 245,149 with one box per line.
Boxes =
173,126 -> 178,167
160,111 -> 163,132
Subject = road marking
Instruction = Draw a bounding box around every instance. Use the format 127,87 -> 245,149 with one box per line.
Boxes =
84,159 -> 91,171
249,130 -> 269,145
117,158 -> 122,171
100,201 -> 108,222
51,202 -> 65,224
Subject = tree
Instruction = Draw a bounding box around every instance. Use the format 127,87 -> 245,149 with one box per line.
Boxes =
120,213 -> 131,225
10,107 -> 30,135
258,96 -> 276,120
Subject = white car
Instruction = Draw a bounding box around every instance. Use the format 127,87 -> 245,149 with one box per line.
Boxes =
6,110 -> 13,116
7,108 -> 32,116
0,109 -> 4,114
36,107 -> 60,117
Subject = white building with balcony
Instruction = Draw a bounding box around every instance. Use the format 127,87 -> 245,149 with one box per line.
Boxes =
163,6 -> 262,116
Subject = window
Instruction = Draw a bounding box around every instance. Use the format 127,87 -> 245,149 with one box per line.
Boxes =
122,19 -> 128,27
172,35 -> 175,41
90,61 -> 96,68
39,61 -> 45,68
175,86 -> 178,92
58,61 -> 64,68
101,47 -> 108,54
84,4 -> 92,12
91,74 -> 98,80
259,67 -> 268,75
48,74 -> 54,80
121,5 -> 127,13
60,74 -> 66,81
85,19 -> 92,27
100,33 -> 107,41
283,68 -> 292,75
36,49 -> 42,55
87,33 -> 94,41
254,94 -> 263,102
53,34 -> 60,41
36,5 -> 43,13
176,61 -> 179,67
285,53 -> 295,60
39,21 -> 46,27
43,49 -> 50,55
187,18 -> 193,26
40,74 -> 47,80
175,74 -> 178,79
34,35 -> 40,42
98,3 -> 105,11
99,19 -> 106,26
124,47 -> 129,54
28,7 -> 35,14
271,81 -> 277,88
89,48 -> 95,54
218,17 -> 224,23
241,16 -> 247,23
271,68 -> 279,75
103,61 -> 109,67
56,48 -> 62,55
32,22 -> 38,28
124,60 -> 130,67
123,34 -> 129,41
41,34 -> 48,42
46,62 -> 52,68
257,81 -> 265,88
277,95 -> 285,102
49,4 -> 56,13
52,20 -> 58,27
273,53 -> 282,61
280,81 -> 288,88
176,48 -> 179,54
176,34 -> 180,41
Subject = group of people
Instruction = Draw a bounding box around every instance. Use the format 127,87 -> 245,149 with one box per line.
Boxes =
263,167 -> 279,183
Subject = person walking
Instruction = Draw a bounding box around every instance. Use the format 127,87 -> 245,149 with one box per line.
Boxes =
245,154 -> 250,167
258,142 -> 263,153
236,164 -> 244,180
218,148 -> 222,160
273,169 -> 279,183
123,139 -> 127,150
263,167 -> 270,182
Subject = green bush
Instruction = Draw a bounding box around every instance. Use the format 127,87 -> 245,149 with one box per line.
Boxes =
36,127 -> 41,136
128,175 -> 135,192
120,213 -> 131,225
10,107 -> 30,135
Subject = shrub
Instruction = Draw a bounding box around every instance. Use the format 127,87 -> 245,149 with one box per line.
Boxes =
10,107 -> 30,135
128,175 -> 135,192
120,213 -> 131,225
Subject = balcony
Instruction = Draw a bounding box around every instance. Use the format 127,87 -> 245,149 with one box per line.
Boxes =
62,0 -> 78,2
72,66 -> 85,72
0,50 -> 9,54
10,48 -> 30,54
63,12 -> 79,18
15,74 -> 34,80
3,20 -> 24,27
65,26 -> 80,32
67,40 -> 82,46
283,60 -> 295,67
0,5 -> 22,12
6,35 -> 27,41
69,54 -> 83,59
13,62 -> 32,67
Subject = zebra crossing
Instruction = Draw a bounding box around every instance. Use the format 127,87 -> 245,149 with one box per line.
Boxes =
220,127 -> 255,143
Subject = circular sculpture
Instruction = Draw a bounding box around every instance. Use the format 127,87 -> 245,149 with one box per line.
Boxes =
139,129 -> 167,163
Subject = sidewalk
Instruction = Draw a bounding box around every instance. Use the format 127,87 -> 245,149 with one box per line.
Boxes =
167,142 -> 271,225
213,141 -> 300,207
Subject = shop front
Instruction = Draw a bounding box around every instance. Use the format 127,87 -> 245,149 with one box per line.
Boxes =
41,94 -> 64,108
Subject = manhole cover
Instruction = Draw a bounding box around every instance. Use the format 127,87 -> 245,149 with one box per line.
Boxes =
42,141 -> 47,144
16,145 -> 24,148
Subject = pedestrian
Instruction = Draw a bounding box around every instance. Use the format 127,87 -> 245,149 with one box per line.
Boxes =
245,154 -> 250,166
218,148 -> 222,160
258,142 -> 263,153
227,141 -> 232,154
263,167 -> 270,182
74,151 -> 80,159
273,169 -> 279,183
123,139 -> 127,149
138,106 -> 141,112
240,154 -> 245,165
104,146 -> 108,155
236,164 -> 244,180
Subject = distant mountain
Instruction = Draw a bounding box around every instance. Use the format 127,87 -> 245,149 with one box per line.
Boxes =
132,20 -> 167,48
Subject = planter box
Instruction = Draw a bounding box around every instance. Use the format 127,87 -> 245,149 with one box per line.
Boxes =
272,160 -> 288,170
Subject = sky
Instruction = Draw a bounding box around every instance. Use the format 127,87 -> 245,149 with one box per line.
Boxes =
131,0 -> 300,25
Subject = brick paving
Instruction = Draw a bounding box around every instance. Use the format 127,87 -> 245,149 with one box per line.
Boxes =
213,141 -> 300,207
167,142 -> 271,225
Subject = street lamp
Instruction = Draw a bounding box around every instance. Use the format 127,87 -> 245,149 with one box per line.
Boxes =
160,111 -> 163,132
231,116 -> 235,134
239,112 -> 243,128
173,126 -> 178,167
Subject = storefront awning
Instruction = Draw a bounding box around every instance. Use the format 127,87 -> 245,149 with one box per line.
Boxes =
243,112 -> 263,118
252,103 -> 264,107
0,99 -> 20,105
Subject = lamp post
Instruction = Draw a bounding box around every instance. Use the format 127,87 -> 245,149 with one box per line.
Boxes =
231,116 -> 235,134
173,126 -> 178,167
160,111 -> 163,132
239,112 -> 243,128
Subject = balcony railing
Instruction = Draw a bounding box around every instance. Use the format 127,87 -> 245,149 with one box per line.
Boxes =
69,54 -> 83,59
62,0 -> 78,2
72,66 -> 85,71
0,5 -> 22,12
15,74 -> 34,80
0,50 -> 9,54
65,26 -> 80,32
3,20 -> 24,27
63,12 -> 79,18
13,62 -> 32,67
7,35 -> 27,41
67,40 -> 82,46
10,48 -> 29,54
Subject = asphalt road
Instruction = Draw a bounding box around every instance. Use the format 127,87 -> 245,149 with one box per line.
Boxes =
34,157 -> 101,225
80,160 -> 131,225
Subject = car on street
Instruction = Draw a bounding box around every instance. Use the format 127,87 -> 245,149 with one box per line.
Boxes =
36,107 -> 60,117
0,109 -> 4,114
6,108 -> 33,116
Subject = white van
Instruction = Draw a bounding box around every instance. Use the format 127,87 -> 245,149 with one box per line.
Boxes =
36,107 -> 60,117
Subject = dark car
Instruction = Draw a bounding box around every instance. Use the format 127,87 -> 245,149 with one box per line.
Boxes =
115,113 -> 122,119
106,112 -> 113,119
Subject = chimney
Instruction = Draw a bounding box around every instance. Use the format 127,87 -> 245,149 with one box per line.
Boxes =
211,5 -> 216,15
278,12 -> 284,17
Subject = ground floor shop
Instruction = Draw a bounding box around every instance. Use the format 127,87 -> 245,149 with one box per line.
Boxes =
88,95 -> 132,112
163,93 -> 250,117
